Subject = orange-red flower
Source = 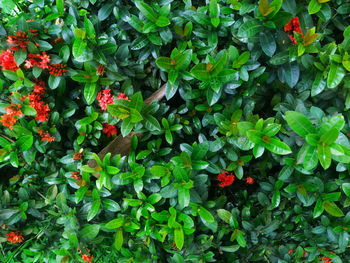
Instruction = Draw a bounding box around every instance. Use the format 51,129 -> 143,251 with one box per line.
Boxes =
5,103 -> 23,118
97,89 -> 114,111
6,231 -> 24,243
37,128 -> 55,142
73,152 -> 84,160
117,92 -> 130,101
217,170 -> 235,188
81,254 -> 94,263
48,63 -> 67,76
288,249 -> 293,255
0,50 -> 19,72
7,31 -> 29,51
246,176 -> 254,184
284,17 -> 304,45
24,51 -> 51,69
1,113 -> 17,129
102,123 -> 117,137
71,171 -> 81,180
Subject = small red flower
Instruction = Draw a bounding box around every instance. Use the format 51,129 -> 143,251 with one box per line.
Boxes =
81,254 -> 94,263
246,176 -> 254,184
73,152 -> 84,160
102,123 -> 117,137
288,249 -> 293,255
29,98 -> 50,122
217,170 -> 235,188
302,249 -> 306,258
97,64 -> 105,76
33,78 -> 46,96
37,128 -> 55,143
1,113 -> 18,129
117,92 -> 130,101
7,31 -> 29,51
6,231 -> 24,243
5,103 -> 23,118
71,171 -> 81,180
97,89 -> 114,111
0,50 -> 19,72
284,17 -> 304,45
48,63 -> 67,76
319,256 -> 332,263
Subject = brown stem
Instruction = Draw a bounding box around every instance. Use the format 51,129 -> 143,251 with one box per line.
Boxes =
88,84 -> 167,178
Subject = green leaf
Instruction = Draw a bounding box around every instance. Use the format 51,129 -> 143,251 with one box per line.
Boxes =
98,4 -> 113,21
121,117 -> 134,137
264,137 -> 292,155
190,63 -> 211,81
319,128 -> 339,145
2,70 -> 18,81
317,144 -> 331,170
115,228 -> 123,250
156,16 -> 170,27
284,62 -> 299,88
236,232 -> 246,247
303,145 -> 318,170
322,201 -> 344,217
156,57 -> 173,71
217,209 -> 232,224
311,72 -> 326,97
237,19 -> 263,38
285,111 -> 316,137
259,31 -> 276,57
313,197 -> 324,218
105,218 -> 124,229
174,227 -> 184,250
271,190 -> 280,208
130,108 -> 143,123
87,200 -> 101,221
80,224 -> 100,242
136,1 -> 158,22
72,38 -> 87,58
308,0 -> 321,14
327,62 -> 345,89
198,206 -> 214,223
56,0 -> 64,15
16,135 -> 33,151
342,183 -> 350,197
84,83 -> 97,105
178,187 -> 190,208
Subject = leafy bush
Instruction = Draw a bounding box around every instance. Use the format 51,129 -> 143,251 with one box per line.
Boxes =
0,0 -> 350,262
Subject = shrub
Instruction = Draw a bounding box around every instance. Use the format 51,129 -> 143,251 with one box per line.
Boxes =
0,0 -> 349,262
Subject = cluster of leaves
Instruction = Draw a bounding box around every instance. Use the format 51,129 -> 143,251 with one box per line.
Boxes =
0,0 -> 350,262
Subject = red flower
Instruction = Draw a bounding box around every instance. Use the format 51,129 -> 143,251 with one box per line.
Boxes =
73,151 -> 84,160
0,50 -> 19,72
302,249 -> 306,258
24,51 -> 51,69
97,89 -> 114,111
288,249 -> 293,255
246,176 -> 254,184
7,31 -> 29,51
1,113 -> 18,129
48,63 -> 67,76
97,64 -> 105,76
5,103 -> 23,118
33,78 -> 46,96
81,254 -> 94,263
71,171 -> 81,180
319,256 -> 332,263
117,92 -> 130,101
29,98 -> 50,122
37,128 -> 55,142
6,231 -> 24,243
102,123 -> 117,137
217,170 -> 235,188
284,17 -> 304,45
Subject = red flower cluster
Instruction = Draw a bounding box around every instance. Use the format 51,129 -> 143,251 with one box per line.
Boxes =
77,247 -> 94,263
288,249 -> 293,255
284,17 -> 304,45
48,63 -> 67,76
97,89 -> 114,110
6,231 -> 24,243
217,170 -> 235,188
7,31 -> 29,51
117,92 -> 130,101
37,128 -> 55,143
1,102 -> 23,130
24,51 -> 51,69
29,79 -> 50,122
319,256 -> 332,263
97,64 -> 105,76
246,176 -> 254,184
0,50 -> 19,72
73,151 -> 84,160
102,123 -> 117,137
71,171 -> 81,180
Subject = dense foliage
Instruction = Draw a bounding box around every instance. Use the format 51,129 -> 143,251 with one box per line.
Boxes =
0,0 -> 350,262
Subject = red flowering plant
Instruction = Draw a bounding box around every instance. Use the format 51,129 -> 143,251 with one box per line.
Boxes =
1,0 -> 350,263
